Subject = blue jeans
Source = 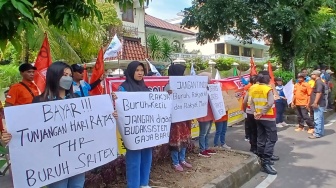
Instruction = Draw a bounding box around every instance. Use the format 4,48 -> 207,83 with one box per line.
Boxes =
171,147 -> 186,165
313,106 -> 325,137
214,121 -> 228,146
126,148 -> 152,188
198,121 -> 212,152
47,173 -> 85,188
275,102 -> 286,124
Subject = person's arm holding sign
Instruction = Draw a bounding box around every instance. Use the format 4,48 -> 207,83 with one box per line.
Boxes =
1,130 -> 11,145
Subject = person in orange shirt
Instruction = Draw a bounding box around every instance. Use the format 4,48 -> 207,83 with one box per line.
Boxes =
213,111 -> 231,150
292,73 -> 314,133
5,63 -> 40,107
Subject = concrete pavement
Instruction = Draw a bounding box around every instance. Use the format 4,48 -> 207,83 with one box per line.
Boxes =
241,113 -> 336,188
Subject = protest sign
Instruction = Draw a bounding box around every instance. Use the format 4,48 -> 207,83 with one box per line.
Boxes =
208,84 -> 226,120
283,79 -> 294,105
222,90 -> 240,110
169,76 -> 208,123
5,95 -> 117,188
115,92 -> 172,150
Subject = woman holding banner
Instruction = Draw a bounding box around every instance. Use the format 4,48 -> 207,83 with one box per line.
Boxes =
1,61 -> 118,188
118,61 -> 152,188
197,72 -> 217,158
165,64 -> 193,172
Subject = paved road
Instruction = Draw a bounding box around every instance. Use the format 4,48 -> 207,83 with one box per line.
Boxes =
239,114 -> 336,188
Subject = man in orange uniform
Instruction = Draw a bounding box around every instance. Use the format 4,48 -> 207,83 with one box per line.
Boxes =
5,63 -> 40,107
292,73 -> 314,133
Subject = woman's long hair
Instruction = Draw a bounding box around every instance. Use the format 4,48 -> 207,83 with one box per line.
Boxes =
41,61 -> 74,101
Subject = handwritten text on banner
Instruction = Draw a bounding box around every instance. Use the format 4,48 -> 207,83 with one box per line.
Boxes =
5,95 -> 117,188
208,83 -> 226,120
115,92 -> 173,150
169,76 -> 208,123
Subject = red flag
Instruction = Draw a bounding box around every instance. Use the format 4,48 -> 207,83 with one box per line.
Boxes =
34,33 -> 52,92
83,64 -> 89,83
89,48 -> 105,95
268,61 -> 275,85
250,57 -> 257,76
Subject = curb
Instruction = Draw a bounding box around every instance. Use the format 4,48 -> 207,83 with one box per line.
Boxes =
202,150 -> 260,188
284,110 -> 334,125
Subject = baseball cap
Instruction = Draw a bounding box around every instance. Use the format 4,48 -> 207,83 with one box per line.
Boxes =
326,69 -> 334,74
19,63 -> 37,72
71,64 -> 84,73
311,70 -> 321,76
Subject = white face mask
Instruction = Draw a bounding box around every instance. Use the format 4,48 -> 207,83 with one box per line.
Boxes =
59,76 -> 73,90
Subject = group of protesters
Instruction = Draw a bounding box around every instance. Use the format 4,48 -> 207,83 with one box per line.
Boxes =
241,65 -> 333,175
0,61 -> 232,188
0,61 -> 333,187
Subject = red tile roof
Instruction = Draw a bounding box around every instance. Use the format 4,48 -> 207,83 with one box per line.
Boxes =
145,14 -> 195,35
105,37 -> 148,61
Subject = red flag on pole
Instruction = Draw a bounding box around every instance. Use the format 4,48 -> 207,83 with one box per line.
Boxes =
34,33 -> 52,92
83,64 -> 89,83
250,57 -> 257,76
268,61 -> 275,85
89,48 -> 105,95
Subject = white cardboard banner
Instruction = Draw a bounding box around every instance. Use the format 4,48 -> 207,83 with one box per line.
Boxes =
169,76 -> 208,123
115,92 -> 172,150
208,84 -> 226,120
283,79 -> 294,105
5,95 -> 117,188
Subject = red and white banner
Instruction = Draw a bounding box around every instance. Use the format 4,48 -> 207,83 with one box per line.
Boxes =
107,75 -> 250,154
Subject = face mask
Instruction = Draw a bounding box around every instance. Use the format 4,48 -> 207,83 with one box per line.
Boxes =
59,76 -> 73,90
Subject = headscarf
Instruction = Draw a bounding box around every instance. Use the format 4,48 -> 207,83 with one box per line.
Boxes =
168,64 -> 186,76
120,61 -> 149,91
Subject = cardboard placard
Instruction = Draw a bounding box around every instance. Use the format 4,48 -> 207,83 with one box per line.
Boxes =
222,90 -> 240,110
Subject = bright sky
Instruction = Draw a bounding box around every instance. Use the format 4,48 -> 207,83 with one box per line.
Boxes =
145,0 -> 192,20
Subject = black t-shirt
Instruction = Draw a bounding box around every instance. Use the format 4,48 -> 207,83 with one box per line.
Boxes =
310,79 -> 326,107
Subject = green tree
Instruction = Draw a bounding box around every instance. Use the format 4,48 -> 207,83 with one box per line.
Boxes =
182,0 -> 336,70
147,34 -> 174,62
0,0 -> 113,46
0,2 -> 122,64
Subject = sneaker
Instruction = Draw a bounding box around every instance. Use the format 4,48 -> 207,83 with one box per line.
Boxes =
276,123 -> 284,128
198,150 -> 211,158
181,161 -> 192,168
221,144 -> 231,150
244,138 -> 250,142
206,149 -> 217,155
173,164 -> 184,172
295,126 -> 305,132
307,128 -> 314,134
281,122 -> 287,126
308,135 -> 319,139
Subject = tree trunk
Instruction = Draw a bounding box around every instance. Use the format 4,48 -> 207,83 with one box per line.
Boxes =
280,30 -> 295,71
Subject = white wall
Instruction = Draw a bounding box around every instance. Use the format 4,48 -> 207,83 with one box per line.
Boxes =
183,36 -> 226,55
